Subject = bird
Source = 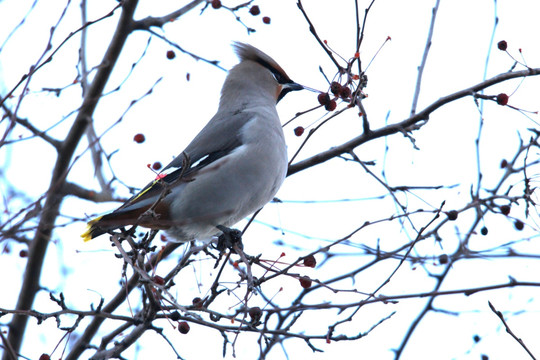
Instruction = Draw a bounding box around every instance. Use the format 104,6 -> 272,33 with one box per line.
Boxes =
82,42 -> 302,243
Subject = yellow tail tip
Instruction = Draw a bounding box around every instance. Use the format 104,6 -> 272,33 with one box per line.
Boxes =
81,216 -> 103,242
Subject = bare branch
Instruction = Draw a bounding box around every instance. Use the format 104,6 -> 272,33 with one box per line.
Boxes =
132,0 -> 205,29
288,67 -> 540,176
410,0 -> 440,116
488,301 -> 537,360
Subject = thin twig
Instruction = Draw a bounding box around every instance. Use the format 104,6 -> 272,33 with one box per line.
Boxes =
488,301 -> 537,360
410,0 -> 440,116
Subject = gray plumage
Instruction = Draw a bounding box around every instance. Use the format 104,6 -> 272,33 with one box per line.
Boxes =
82,42 -> 302,242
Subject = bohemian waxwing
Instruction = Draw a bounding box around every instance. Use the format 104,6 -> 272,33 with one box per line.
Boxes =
82,42 -> 302,242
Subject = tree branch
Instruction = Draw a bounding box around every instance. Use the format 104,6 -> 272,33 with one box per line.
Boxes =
488,301 -> 537,360
2,1 -> 140,357
287,67 -> 540,176
132,0 -> 205,30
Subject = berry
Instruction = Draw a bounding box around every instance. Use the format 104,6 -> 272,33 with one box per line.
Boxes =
249,5 -> 260,16
480,227 -> 488,236
186,73 -> 191,81
473,334 -> 481,343
496,93 -> 509,105
514,220 -> 524,231
178,321 -> 190,334
317,92 -> 330,106
211,0 -> 221,9
438,254 -> 449,264
153,275 -> 165,285
339,86 -> 352,99
303,255 -> 316,268
192,297 -> 203,308
294,126 -> 304,136
500,159 -> 508,168
497,40 -> 507,51
133,133 -> 145,143
39,355 -> 50,360
500,205 -> 511,215
19,249 -> 28,257
446,210 -> 458,221
299,276 -> 312,289
330,81 -> 342,95
152,162 -> 162,170
325,100 -> 337,111
248,306 -> 262,322
166,50 -> 175,59
262,16 -> 271,24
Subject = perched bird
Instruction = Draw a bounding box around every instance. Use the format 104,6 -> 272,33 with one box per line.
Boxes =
82,42 -> 302,242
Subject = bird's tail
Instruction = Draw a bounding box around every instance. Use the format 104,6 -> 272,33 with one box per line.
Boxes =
81,210 -> 143,241
81,216 -> 106,242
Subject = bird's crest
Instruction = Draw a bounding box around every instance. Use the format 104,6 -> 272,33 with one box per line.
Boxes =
232,42 -> 292,84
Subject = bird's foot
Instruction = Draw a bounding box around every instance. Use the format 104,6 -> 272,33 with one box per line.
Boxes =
216,225 -> 243,252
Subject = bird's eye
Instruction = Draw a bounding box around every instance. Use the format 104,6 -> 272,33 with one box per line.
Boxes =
270,70 -> 289,84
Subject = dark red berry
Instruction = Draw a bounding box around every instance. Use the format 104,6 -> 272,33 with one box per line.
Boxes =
19,249 -> 28,257
211,0 -> 221,9
514,220 -> 524,231
248,306 -> 262,322
153,275 -> 165,285
152,162 -> 162,170
186,73 -> 191,81
325,100 -> 337,111
166,50 -> 175,59
299,276 -> 312,289
438,254 -> 449,264
39,355 -> 50,360
500,159 -> 508,168
446,210 -> 458,221
339,86 -> 352,99
473,334 -> 481,343
133,133 -> 145,143
317,92 -> 330,106
249,5 -> 260,15
497,40 -> 507,51
480,227 -> 488,236
169,311 -> 181,321
262,16 -> 271,24
178,321 -> 190,334
496,93 -> 509,105
192,297 -> 203,308
500,205 -> 510,215
303,255 -> 316,268
330,81 -> 342,95
294,126 -> 304,136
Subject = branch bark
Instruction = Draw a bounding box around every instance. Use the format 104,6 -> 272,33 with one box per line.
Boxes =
287,67 -> 540,176
2,1 -> 140,357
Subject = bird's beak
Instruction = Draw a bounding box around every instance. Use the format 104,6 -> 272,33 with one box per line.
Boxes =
285,81 -> 304,92
277,81 -> 303,103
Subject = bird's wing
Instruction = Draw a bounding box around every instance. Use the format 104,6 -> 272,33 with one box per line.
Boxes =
82,110 -> 255,240
109,109 -> 254,214
164,109 -> 250,171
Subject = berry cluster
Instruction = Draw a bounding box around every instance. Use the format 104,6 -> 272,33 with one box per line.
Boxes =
211,2 -> 270,24
317,81 -> 353,112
